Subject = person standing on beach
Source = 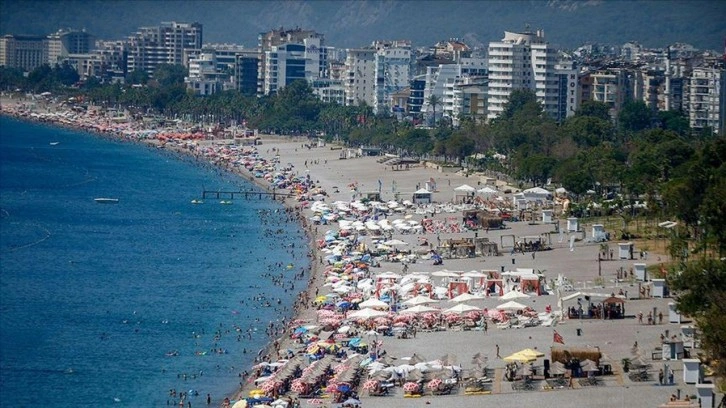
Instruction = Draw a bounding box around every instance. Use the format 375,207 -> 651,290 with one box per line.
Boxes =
496,344 -> 501,358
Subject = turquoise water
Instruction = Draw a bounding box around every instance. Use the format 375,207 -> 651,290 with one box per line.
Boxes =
0,117 -> 310,407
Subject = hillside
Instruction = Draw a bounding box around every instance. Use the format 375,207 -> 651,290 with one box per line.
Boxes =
1,0 -> 724,51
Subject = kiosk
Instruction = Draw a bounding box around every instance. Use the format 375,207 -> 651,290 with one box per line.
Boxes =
682,359 -> 701,384
618,242 -> 633,259
567,217 -> 578,232
652,279 -> 667,298
668,303 -> 681,324
591,224 -> 606,242
542,209 -> 553,224
634,263 -> 647,281
696,383 -> 715,408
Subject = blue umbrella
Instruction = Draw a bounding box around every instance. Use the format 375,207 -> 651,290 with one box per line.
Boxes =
337,301 -> 351,309
338,384 -> 351,393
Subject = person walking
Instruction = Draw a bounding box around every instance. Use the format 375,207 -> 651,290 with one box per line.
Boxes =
496,344 -> 501,358
658,368 -> 664,385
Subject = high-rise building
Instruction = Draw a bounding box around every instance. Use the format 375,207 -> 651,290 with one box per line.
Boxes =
0,34 -> 48,72
344,48 -> 377,108
257,28 -> 325,95
47,29 -> 95,65
372,40 -> 412,113
486,29 -> 561,121
126,21 -> 202,77
688,66 -> 725,134
263,36 -> 325,95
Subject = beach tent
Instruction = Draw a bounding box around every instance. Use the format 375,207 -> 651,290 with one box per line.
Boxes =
400,305 -> 440,314
503,352 -> 537,363
477,186 -> 499,197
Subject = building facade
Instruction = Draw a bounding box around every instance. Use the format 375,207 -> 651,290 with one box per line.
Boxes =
47,29 -> 95,65
0,34 -> 48,71
688,66 -> 725,134
126,21 -> 202,77
487,30 -> 561,121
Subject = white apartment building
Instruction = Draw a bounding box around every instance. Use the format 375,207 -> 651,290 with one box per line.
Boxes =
487,30 -> 560,121
688,67 -> 725,134
344,48 -> 377,108
262,37 -> 326,95
373,40 -> 412,113
422,57 -> 487,123
590,68 -> 632,119
126,21 -> 202,77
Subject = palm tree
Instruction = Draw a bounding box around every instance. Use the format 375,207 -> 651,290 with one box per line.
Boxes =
427,94 -> 441,127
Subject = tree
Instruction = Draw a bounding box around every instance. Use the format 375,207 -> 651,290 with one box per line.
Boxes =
575,100 -> 612,121
499,89 -> 540,121
152,64 -> 187,88
618,100 -> 652,134
126,69 -> 149,85
427,94 -> 441,127
667,258 -> 726,391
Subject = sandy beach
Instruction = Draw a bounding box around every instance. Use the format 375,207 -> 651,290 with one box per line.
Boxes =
2,96 -> 714,408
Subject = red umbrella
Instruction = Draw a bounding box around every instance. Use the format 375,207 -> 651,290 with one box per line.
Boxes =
427,378 -> 443,390
403,382 -> 420,393
362,379 -> 379,391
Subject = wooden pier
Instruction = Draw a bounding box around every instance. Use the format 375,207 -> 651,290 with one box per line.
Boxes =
201,189 -> 294,200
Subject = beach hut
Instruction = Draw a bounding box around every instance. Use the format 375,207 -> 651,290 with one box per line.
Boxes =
412,188 -> 432,204
567,217 -> 579,232
633,263 -> 647,281
618,242 -> 634,259
541,209 -> 553,224
652,278 -> 667,298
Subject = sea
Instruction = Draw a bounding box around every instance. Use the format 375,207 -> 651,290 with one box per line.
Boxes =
0,116 -> 310,407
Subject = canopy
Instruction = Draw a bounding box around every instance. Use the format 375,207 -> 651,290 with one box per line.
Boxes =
496,301 -> 527,311
477,186 -> 498,195
517,348 -> 545,358
602,296 -> 625,304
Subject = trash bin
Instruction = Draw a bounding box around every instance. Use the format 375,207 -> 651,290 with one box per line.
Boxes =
576,328 -> 582,336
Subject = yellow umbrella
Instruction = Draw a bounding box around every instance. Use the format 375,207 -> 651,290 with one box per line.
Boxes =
503,352 -> 536,363
517,348 -> 545,358
248,389 -> 264,398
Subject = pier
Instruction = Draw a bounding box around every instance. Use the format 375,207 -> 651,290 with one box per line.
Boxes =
201,189 -> 294,201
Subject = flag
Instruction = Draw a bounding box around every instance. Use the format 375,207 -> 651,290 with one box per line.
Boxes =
553,330 -> 565,345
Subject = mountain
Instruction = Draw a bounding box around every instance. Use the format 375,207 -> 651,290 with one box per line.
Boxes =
1,0 -> 724,51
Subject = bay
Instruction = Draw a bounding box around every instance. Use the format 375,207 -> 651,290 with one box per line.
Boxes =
0,116 -> 310,407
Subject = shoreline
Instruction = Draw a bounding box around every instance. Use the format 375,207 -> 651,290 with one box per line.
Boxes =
0,99 -> 330,405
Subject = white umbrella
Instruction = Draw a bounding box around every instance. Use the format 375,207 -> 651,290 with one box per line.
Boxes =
454,184 -> 476,193
402,295 -> 439,306
400,305 -> 440,314
358,298 -> 390,309
462,271 -> 488,278
477,186 -> 498,195
348,308 -> 388,319
377,271 -> 402,280
383,239 -> 409,246
496,301 -> 527,311
500,291 -> 531,300
432,270 -> 461,278
444,304 -> 481,315
450,293 -> 483,303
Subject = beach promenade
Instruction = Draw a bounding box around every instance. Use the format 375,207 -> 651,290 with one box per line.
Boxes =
1,97 -> 711,408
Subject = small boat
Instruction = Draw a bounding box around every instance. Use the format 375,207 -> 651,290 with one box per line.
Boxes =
191,199 -> 204,204
219,200 -> 233,205
95,198 -> 119,204
49,142 -> 60,146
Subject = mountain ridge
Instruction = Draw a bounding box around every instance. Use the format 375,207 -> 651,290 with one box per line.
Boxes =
1,0 -> 724,51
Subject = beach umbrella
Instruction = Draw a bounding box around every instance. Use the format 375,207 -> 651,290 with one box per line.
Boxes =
432,270 -> 462,278
231,400 -> 248,408
500,291 -> 531,300
400,305 -> 440,315
402,295 -> 439,306
518,348 -> 545,358
444,304 -> 481,315
403,382 -> 420,393
377,271 -> 402,280
408,353 -> 426,364
503,352 -> 536,363
358,298 -> 390,309
450,293 -> 483,303
454,184 -> 476,193
551,361 -> 567,376
496,301 -> 527,311
383,239 -> 409,246
362,379 -> 379,391
348,308 -> 388,320
462,271 -> 488,278
426,378 -> 443,390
